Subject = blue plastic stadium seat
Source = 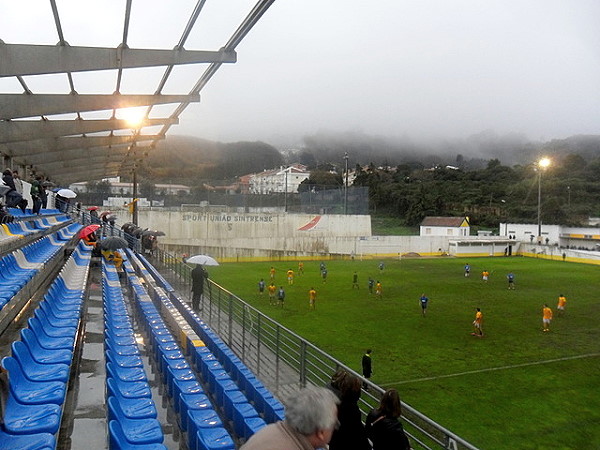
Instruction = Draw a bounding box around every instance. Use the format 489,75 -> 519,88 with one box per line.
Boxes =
2,389 -> 62,435
177,392 -> 212,432
106,367 -> 152,399
108,420 -> 167,450
0,428 -> 56,450
11,340 -> 70,382
107,397 -> 164,445
195,427 -> 236,450
1,357 -> 66,405
231,402 -> 260,439
21,325 -> 73,366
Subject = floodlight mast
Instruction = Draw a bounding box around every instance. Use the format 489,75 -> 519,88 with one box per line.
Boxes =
537,157 -> 551,242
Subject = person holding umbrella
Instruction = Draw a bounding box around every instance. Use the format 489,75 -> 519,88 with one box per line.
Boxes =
186,254 -> 219,312
191,264 -> 208,312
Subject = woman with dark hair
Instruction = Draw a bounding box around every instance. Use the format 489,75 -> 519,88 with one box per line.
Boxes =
327,370 -> 371,450
366,389 -> 411,450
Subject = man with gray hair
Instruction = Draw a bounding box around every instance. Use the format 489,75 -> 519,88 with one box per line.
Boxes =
241,386 -> 340,450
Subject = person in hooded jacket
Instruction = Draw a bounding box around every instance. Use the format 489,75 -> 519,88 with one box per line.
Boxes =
326,370 -> 371,450
366,389 -> 411,450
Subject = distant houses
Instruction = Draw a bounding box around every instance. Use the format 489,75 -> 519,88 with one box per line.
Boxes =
245,163 -> 311,194
420,216 -> 470,237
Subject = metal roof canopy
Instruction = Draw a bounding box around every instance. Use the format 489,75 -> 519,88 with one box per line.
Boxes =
0,0 -> 276,185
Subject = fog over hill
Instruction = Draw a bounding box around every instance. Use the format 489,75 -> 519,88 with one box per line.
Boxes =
144,132 -> 600,183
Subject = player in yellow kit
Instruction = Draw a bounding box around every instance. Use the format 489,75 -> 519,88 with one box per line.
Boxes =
267,282 -> 277,305
471,308 -> 483,337
287,268 -> 294,285
308,287 -> 317,310
542,304 -> 553,332
557,294 -> 566,316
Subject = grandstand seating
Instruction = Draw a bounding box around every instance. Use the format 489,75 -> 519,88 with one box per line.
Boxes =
102,261 -> 166,449
0,222 -> 285,449
0,242 -> 91,439
130,251 -> 285,426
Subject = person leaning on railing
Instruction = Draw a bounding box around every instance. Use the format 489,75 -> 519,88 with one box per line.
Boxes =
365,389 -> 411,450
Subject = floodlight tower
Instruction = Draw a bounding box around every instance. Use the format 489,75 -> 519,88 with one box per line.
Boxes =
537,157 -> 551,242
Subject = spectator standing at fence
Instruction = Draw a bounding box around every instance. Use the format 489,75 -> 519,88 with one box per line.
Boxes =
327,370 -> 371,450
240,386 -> 340,450
366,388 -> 411,450
191,264 -> 207,311
362,349 -> 373,390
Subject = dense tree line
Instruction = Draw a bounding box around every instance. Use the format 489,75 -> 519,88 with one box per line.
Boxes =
350,156 -> 600,227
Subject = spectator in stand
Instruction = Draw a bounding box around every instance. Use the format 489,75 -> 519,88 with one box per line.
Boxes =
30,176 -> 43,214
2,169 -> 27,213
40,180 -> 49,209
366,389 -> 411,450
241,386 -> 340,450
12,171 -> 23,195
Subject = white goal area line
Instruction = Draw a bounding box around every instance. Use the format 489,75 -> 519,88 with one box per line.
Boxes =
382,353 -> 600,386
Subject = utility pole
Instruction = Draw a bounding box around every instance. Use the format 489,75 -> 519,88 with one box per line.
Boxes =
344,152 -> 349,215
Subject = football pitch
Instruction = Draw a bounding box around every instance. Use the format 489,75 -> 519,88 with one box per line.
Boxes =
208,256 -> 600,449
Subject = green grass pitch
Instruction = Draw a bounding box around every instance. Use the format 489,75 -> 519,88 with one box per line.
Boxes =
208,256 -> 600,449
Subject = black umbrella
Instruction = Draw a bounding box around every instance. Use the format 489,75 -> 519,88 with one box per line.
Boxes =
131,227 -> 147,238
142,230 -> 166,237
99,236 -> 128,251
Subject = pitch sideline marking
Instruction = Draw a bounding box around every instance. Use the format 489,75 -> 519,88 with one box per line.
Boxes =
381,353 -> 600,386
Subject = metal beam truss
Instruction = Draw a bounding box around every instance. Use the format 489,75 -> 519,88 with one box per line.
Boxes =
0,0 -> 276,184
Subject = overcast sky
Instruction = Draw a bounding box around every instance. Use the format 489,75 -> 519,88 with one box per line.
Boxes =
2,0 -> 599,146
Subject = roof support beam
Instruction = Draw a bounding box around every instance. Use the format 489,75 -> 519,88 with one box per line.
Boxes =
0,93 -> 200,120
0,44 -> 236,77
1,134 -> 161,157
15,146 -> 131,166
0,118 -> 177,143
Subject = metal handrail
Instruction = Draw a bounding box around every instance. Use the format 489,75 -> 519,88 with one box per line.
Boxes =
151,247 -> 478,450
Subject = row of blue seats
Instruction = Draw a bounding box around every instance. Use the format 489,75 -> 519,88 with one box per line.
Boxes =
0,223 -> 82,310
124,263 -> 240,450
136,253 -> 286,425
102,261 -> 166,450
7,208 -> 65,220
0,242 -> 92,449
126,250 -> 285,432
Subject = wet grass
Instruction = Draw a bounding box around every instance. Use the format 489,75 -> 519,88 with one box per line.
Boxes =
208,256 -> 600,449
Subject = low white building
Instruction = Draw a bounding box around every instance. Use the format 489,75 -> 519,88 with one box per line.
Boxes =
249,164 -> 310,194
69,177 -> 190,196
420,216 -> 470,237
499,223 -> 600,249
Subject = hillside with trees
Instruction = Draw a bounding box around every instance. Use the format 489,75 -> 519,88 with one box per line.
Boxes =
120,132 -> 600,228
